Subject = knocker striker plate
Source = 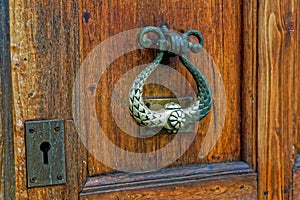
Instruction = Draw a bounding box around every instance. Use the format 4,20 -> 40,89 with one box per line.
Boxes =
129,25 -> 212,134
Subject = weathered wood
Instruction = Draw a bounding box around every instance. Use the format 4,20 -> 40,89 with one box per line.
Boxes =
64,120 -> 88,200
241,0 -> 258,170
8,0 -> 258,199
297,0 -> 300,154
290,0 -> 299,198
0,0 -> 16,199
257,0 -> 298,199
298,0 -> 300,157
83,0 -> 243,177
80,162 -> 257,200
293,171 -> 300,200
293,155 -> 300,199
81,176 -> 257,200
9,0 -> 84,199
81,162 -> 254,193
11,0 -> 300,199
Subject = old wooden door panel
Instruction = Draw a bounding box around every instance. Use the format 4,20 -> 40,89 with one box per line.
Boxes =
79,0 -> 257,199
8,0 -> 258,199
7,0 -> 298,199
84,0 -> 242,174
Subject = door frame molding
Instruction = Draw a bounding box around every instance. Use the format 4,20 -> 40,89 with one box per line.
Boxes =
0,0 -> 16,199
79,0 -> 260,198
80,162 -> 257,199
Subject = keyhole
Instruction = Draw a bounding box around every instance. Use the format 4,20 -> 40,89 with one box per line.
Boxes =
40,142 -> 51,165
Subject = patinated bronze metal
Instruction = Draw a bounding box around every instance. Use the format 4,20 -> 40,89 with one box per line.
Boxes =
25,119 -> 66,187
129,25 -> 212,133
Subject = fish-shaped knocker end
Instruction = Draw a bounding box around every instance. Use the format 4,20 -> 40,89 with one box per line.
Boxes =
128,25 -> 212,134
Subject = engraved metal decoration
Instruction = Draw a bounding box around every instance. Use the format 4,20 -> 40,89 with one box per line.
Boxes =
129,25 -> 212,133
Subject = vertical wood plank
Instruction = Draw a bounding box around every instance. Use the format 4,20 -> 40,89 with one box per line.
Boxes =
258,0 -> 297,199
0,0 -> 16,199
64,120 -> 87,200
241,0 -> 258,170
9,0 -> 85,199
294,0 -> 300,198
296,0 -> 300,153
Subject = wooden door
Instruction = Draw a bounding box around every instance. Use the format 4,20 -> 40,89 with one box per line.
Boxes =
0,0 -> 299,199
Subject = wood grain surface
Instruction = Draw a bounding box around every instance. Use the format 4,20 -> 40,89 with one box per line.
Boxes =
81,176 -> 257,200
241,0 -> 258,171
293,171 -> 300,200
81,174 -> 257,200
0,0 -> 16,199
9,0 -> 83,199
6,0 -> 300,199
293,156 -> 300,199
83,0 -> 242,176
297,0 -> 300,154
80,162 -> 257,200
80,162 -> 256,195
294,0 -> 300,198
257,0 -> 298,199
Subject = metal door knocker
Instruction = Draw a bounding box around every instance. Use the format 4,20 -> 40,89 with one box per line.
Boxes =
129,25 -> 212,133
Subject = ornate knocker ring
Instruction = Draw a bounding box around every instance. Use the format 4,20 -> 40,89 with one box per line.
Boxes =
129,25 -> 212,133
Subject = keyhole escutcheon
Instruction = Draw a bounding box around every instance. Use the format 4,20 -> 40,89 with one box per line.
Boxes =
40,142 -> 51,164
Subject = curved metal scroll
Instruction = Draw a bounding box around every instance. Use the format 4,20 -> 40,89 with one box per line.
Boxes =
129,25 -> 212,133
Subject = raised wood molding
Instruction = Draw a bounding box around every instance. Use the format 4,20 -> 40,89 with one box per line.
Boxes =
241,0 -> 258,171
0,0 -> 16,199
80,161 -> 257,199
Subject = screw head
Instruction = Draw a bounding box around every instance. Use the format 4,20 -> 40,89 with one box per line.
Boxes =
54,126 -> 60,132
57,175 -> 62,180
30,177 -> 36,183
29,128 -> 35,133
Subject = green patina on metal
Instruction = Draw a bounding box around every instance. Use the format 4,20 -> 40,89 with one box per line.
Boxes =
25,119 -> 66,187
129,25 -> 212,133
